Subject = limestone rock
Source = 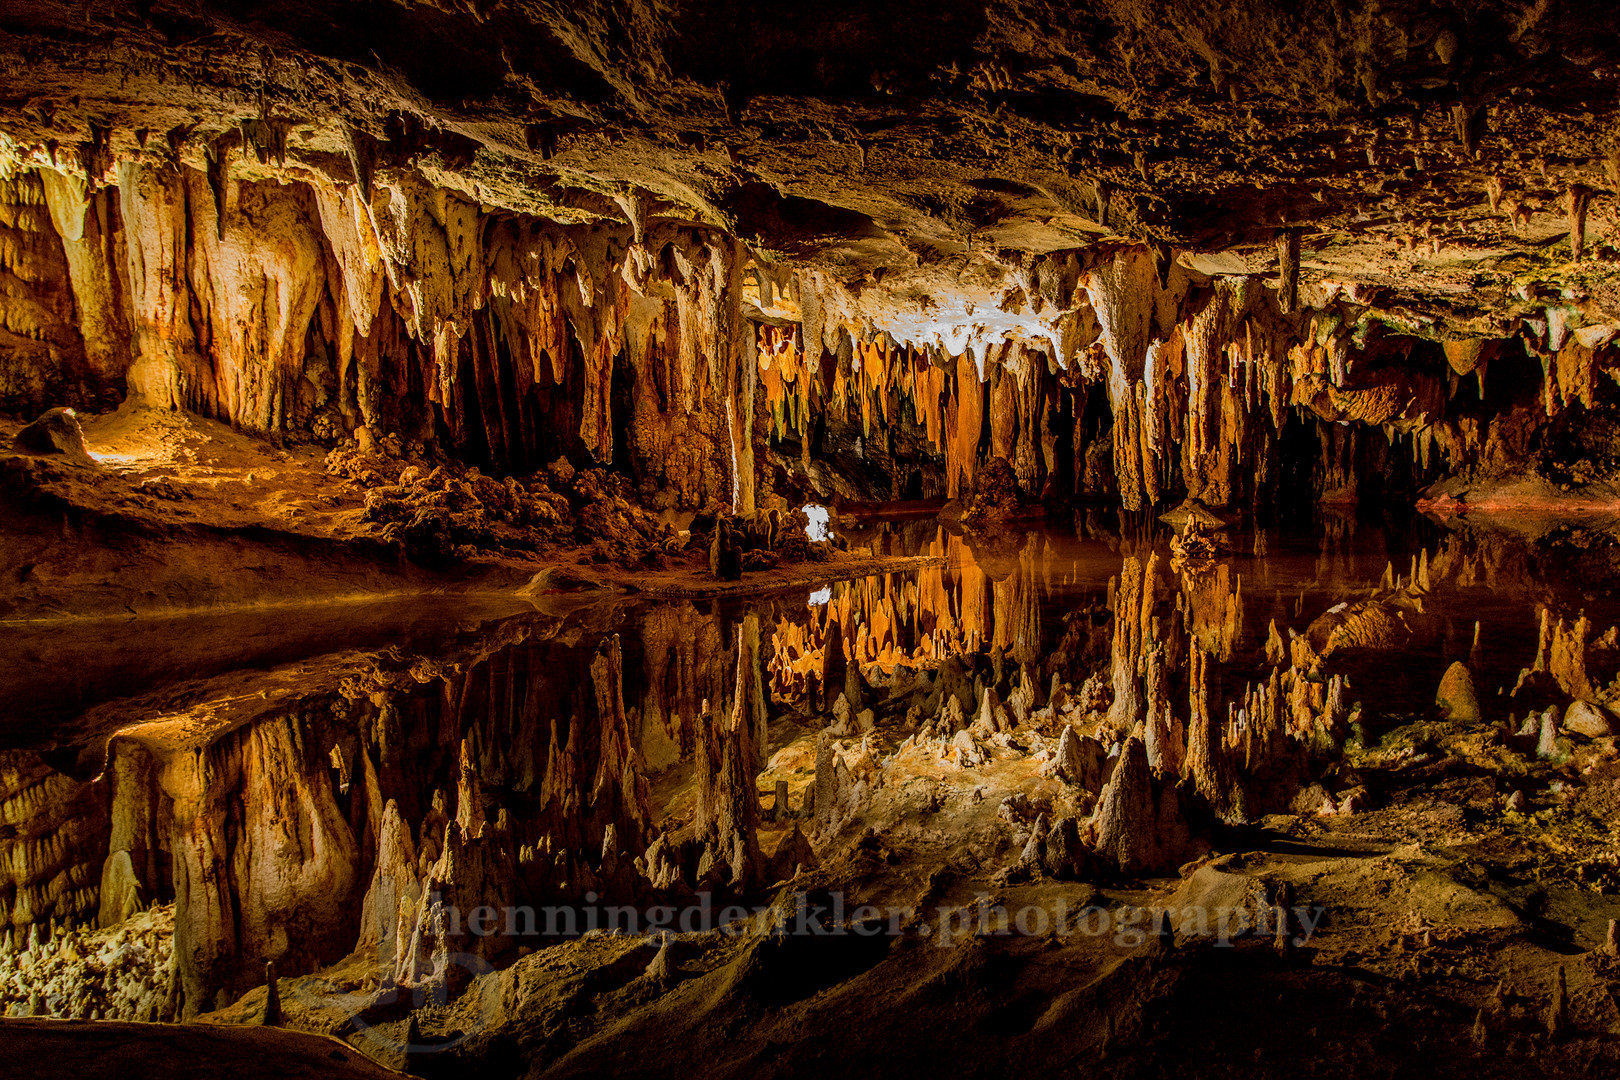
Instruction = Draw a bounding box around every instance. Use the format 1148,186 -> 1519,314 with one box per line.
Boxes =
1562,700 -> 1615,738
959,456 -> 1025,524
1436,662 -> 1481,723
12,407 -> 94,465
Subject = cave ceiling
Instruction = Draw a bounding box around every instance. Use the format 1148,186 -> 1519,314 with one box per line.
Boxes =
4,0 -> 1620,338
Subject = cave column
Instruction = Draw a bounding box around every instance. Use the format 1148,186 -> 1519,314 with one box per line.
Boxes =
117,162 -> 199,410
724,238 -> 757,514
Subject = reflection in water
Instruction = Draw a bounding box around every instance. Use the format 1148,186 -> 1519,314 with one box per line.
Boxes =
3,517 -> 1620,1024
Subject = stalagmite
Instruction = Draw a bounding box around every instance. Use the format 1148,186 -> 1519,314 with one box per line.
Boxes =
645,934 -> 674,984
1089,736 -> 1189,875
1436,662 -> 1480,723
1537,708 -> 1561,760
262,961 -> 280,1026
1546,966 -> 1568,1037
1265,621 -> 1286,667
813,734 -> 837,833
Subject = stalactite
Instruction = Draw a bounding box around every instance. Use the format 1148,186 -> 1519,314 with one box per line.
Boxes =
34,167 -> 130,392
945,350 -> 984,499
695,615 -> 765,887
1082,246 -> 1157,510
1568,185 -> 1591,263
1180,286 -> 1234,504
160,713 -> 363,1018
588,635 -> 653,853
185,171 -> 328,430
1276,229 -> 1301,314
8,145 -> 1616,526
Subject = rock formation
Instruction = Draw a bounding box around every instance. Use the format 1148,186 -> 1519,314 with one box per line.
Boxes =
6,3 -> 1620,1076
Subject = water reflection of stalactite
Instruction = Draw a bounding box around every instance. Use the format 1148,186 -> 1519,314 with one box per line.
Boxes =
693,613 -> 766,888
637,603 -> 727,770
769,529 -> 1053,704
16,522 -> 1620,1024
1178,562 -> 1243,662
1108,552 -> 1158,726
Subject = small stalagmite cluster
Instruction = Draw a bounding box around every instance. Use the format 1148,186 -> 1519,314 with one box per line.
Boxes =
0,907 -> 174,1021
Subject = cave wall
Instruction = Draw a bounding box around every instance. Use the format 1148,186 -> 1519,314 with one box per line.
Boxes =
4,159 -> 761,511
0,172 -> 124,415
5,151 -> 1620,517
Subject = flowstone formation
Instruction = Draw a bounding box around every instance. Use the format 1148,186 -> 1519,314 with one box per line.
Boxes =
9,2 -> 1620,1078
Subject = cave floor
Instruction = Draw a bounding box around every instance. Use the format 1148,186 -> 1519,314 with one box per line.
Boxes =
0,405 -> 943,621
